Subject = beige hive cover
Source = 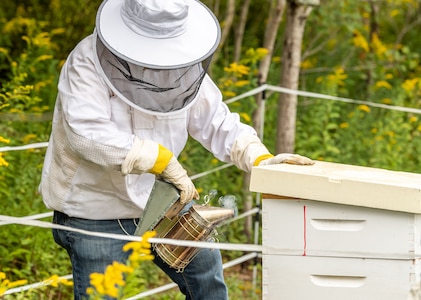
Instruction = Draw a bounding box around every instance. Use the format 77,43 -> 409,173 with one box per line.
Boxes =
250,161 -> 421,213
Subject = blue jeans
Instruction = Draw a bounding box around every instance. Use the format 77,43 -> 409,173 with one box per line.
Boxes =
52,211 -> 228,300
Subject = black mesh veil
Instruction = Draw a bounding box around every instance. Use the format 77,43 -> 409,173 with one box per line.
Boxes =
96,36 -> 212,114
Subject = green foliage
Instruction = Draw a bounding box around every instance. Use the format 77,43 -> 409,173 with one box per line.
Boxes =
0,0 -> 420,298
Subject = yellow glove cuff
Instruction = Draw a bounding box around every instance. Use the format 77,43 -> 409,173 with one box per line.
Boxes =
150,144 -> 174,175
254,154 -> 274,166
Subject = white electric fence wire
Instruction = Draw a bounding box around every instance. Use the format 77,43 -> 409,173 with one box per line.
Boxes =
225,84 -> 421,115
0,142 -> 49,152
0,215 -> 263,252
190,162 -> 235,180
0,211 -> 53,226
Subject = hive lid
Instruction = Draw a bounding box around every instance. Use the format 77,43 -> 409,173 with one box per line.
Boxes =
250,161 -> 421,213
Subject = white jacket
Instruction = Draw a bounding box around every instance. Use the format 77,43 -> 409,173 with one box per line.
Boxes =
40,34 -> 267,220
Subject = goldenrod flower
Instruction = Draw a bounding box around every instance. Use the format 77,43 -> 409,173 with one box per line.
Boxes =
240,112 -> 251,123
381,98 -> 392,104
353,30 -> 369,53
224,63 -> 249,76
234,80 -> 250,87
409,116 -> 418,123
0,272 -> 28,296
0,137 -> 10,144
42,274 -> 73,288
339,122 -> 349,129
89,262 -> 134,298
371,33 -> 387,57
22,133 -> 37,144
326,67 -> 348,86
222,90 -> 236,98
0,153 -> 9,167
402,78 -> 420,92
123,231 -> 156,267
374,80 -> 392,90
358,104 -> 371,113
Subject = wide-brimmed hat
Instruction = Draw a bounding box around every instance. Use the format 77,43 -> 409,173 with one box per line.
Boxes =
96,0 -> 221,69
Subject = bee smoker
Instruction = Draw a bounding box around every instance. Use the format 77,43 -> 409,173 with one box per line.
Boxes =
135,180 -> 234,272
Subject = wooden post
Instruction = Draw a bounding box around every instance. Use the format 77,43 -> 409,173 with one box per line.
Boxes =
276,0 -> 319,153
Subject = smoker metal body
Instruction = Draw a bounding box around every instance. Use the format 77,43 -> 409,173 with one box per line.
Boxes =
136,180 -> 234,272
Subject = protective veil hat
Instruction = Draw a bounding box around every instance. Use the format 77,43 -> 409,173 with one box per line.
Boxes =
96,0 -> 221,69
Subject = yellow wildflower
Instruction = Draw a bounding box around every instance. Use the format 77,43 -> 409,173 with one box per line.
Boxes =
326,67 -> 348,86
5,279 -> 28,289
374,80 -> 392,90
256,47 -> 269,57
0,272 -> 28,296
222,90 -> 236,98
36,55 -> 53,62
390,9 -> 400,17
371,33 -> 387,57
381,98 -> 392,104
0,153 -> 9,167
301,58 -> 315,69
0,48 -> 9,55
42,274 -> 72,288
358,104 -> 371,113
224,63 -> 249,76
234,80 -> 250,87
402,78 -> 420,92
240,112 -> 251,122
352,30 -> 369,53
89,261 -> 133,298
339,122 -> 349,129
0,137 -> 10,144
51,28 -> 66,35
22,133 -> 37,144
409,116 -> 418,123
384,130 -> 396,138
123,231 -> 155,266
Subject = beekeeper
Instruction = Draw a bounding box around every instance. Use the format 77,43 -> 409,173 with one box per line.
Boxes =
40,0 -> 314,299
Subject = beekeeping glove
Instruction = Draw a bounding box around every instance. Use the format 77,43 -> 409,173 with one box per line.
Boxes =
122,137 -> 199,204
230,134 -> 314,173
257,153 -> 314,166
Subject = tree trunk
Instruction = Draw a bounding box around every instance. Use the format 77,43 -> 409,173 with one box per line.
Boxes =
211,0 -> 235,68
276,1 -> 314,153
254,0 -> 287,135
242,0 -> 287,246
233,0 -> 251,62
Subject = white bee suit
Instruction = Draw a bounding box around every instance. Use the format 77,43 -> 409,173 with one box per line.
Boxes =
40,34 -> 264,220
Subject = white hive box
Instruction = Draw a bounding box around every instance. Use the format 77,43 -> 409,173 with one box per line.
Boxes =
263,255 -> 421,300
249,161 -> 421,300
261,199 -> 421,258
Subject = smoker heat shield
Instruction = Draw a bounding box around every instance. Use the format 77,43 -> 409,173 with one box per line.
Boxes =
134,180 -> 183,236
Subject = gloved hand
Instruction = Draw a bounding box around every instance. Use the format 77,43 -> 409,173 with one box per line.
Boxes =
122,137 -> 199,204
159,156 -> 199,204
258,153 -> 314,166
